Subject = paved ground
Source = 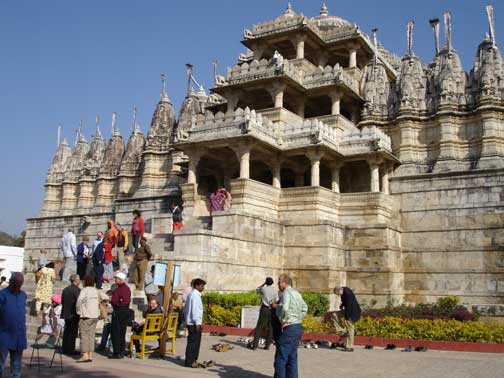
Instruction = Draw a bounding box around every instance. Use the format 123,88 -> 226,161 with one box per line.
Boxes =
15,335 -> 504,378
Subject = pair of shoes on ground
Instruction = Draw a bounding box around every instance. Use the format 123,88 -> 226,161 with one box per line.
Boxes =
385,343 -> 397,350
108,354 -> 124,359
212,343 -> 233,352
190,360 -> 215,368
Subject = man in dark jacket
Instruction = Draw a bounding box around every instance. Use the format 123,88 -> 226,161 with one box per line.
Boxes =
93,242 -> 105,289
331,285 -> 361,351
61,274 -> 81,355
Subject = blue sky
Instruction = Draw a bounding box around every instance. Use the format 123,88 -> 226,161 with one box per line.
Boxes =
0,0 -> 501,235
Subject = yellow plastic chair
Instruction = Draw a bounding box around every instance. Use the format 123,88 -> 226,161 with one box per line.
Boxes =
163,313 -> 179,355
129,314 -> 164,359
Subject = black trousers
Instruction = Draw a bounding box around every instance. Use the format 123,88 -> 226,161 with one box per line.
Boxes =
94,264 -> 104,289
185,325 -> 202,366
62,316 -> 79,355
132,233 -> 140,250
111,307 -> 130,357
77,261 -> 88,280
253,306 -> 273,348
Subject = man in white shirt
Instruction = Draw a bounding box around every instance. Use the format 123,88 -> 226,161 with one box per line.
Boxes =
61,229 -> 77,281
183,278 -> 206,368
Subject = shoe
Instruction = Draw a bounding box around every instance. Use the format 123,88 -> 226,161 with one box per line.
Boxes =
385,344 -> 396,350
264,346 -> 270,350
77,353 -> 91,363
415,346 -> 428,352
95,346 -> 105,352
364,344 -> 374,350
402,346 -> 413,352
204,360 -> 215,368
343,347 -> 354,352
190,361 -> 206,368
108,354 -> 124,359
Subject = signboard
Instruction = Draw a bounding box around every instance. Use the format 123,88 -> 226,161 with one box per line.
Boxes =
153,263 -> 167,286
240,306 -> 260,329
153,262 -> 181,287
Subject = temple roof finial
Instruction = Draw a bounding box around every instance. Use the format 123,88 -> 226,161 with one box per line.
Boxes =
57,125 -> 62,146
486,4 -> 496,47
372,28 -> 379,64
133,106 -> 141,133
407,20 -> 415,56
111,112 -> 118,136
320,2 -> 329,17
160,73 -> 170,102
284,2 -> 295,16
429,17 -> 440,55
444,11 -> 452,51
95,114 -> 102,137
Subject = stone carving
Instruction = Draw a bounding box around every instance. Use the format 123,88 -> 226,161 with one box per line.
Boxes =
175,89 -> 207,142
83,127 -> 106,176
361,61 -> 390,117
397,55 -> 426,111
120,120 -> 145,175
146,94 -> 176,148
99,130 -> 125,177
433,48 -> 467,107
47,138 -> 72,183
63,136 -> 89,181
470,36 -> 504,100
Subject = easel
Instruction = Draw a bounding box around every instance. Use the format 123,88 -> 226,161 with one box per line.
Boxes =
159,261 -> 174,357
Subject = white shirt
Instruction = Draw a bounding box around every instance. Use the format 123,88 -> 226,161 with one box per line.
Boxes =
184,289 -> 203,326
61,232 -> 77,258
92,238 -> 103,254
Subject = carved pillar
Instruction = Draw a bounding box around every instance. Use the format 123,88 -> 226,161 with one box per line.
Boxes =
329,90 -> 343,115
295,98 -> 305,117
330,162 -> 344,193
187,155 -> 201,185
481,111 -> 500,157
272,162 -> 281,188
226,93 -> 239,115
381,162 -> 391,195
252,43 -> 264,61
368,158 -> 381,193
347,42 -> 360,68
294,35 -> 306,59
438,113 -> 458,161
269,83 -> 286,109
307,151 -> 323,187
234,144 -> 252,179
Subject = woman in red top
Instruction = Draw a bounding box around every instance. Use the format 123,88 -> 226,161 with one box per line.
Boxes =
131,210 -> 144,251
103,241 -> 114,282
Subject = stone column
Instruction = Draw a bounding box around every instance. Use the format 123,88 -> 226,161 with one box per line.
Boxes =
329,90 -> 343,115
307,151 -> 323,187
294,35 -> 306,60
318,51 -> 328,67
187,154 -> 201,184
296,99 -> 305,118
330,162 -> 344,193
381,163 -> 391,195
272,162 -> 282,188
368,158 -> 381,193
252,43 -> 264,61
347,42 -> 360,68
226,93 -> 239,115
234,144 -> 252,179
269,83 -> 286,109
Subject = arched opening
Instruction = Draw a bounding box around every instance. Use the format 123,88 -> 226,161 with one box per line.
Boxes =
280,167 -> 296,188
250,160 -> 272,185
320,160 -> 332,190
237,88 -> 274,111
305,95 -> 332,118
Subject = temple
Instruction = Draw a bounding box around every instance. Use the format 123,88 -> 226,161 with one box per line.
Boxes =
25,3 -> 504,308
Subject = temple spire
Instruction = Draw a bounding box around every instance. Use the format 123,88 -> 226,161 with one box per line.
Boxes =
284,2 -> 294,16
444,11 -> 452,51
407,20 -> 415,56
320,2 -> 328,17
486,4 -> 496,48
57,125 -> 61,146
429,17 -> 440,55
213,60 -> 219,86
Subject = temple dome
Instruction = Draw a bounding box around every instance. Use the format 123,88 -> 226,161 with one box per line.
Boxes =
311,3 -> 353,30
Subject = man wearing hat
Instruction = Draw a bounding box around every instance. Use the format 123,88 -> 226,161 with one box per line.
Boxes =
250,277 -> 278,350
109,272 -> 131,359
0,273 -> 27,378
331,285 -> 361,352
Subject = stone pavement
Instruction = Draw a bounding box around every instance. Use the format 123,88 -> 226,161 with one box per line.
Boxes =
17,335 -> 504,378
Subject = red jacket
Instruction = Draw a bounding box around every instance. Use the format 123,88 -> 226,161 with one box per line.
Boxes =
104,242 -> 113,264
131,216 -> 144,237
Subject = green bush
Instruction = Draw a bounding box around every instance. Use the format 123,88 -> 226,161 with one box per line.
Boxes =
301,292 -> 329,316
203,305 -> 241,327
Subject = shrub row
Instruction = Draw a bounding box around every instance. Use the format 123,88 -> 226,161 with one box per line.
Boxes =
202,291 -> 329,317
362,296 -> 478,321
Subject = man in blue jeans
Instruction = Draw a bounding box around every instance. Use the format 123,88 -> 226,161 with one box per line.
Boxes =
0,272 -> 27,378
271,273 -> 308,378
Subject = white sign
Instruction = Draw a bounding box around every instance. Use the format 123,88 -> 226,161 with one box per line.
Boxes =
173,265 -> 181,287
153,263 -> 167,286
240,306 -> 260,329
